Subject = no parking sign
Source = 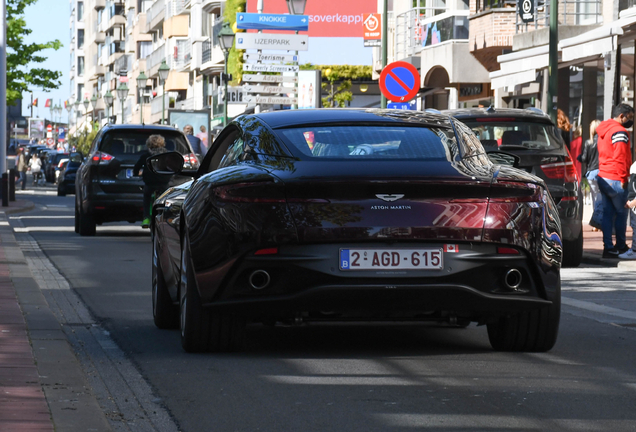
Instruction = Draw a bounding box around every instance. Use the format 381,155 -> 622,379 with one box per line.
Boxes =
379,61 -> 421,103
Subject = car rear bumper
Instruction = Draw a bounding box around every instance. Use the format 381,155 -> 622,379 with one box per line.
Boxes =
84,193 -> 144,222
194,242 -> 559,319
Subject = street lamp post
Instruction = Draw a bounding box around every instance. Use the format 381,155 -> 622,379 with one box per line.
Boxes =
74,100 -> 81,128
158,61 -> 170,125
83,98 -> 90,130
137,71 -> 148,124
104,91 -> 114,123
90,95 -> 98,128
285,0 -> 307,110
217,23 -> 236,127
116,83 -> 129,124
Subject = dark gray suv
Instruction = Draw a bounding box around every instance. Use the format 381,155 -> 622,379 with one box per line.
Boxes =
445,107 -> 583,267
75,124 -> 198,236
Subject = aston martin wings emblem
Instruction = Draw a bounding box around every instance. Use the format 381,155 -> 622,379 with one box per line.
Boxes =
375,194 -> 405,202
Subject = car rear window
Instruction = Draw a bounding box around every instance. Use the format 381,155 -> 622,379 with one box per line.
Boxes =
462,120 -> 563,150
276,125 -> 458,161
99,130 -> 192,161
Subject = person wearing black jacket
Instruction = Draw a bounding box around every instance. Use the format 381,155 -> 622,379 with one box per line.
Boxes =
134,135 -> 172,228
578,119 -> 602,229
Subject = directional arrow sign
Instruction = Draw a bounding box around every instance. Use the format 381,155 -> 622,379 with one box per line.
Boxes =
236,33 -> 309,51
243,64 -> 299,73
244,53 -> 298,63
243,74 -> 298,83
236,13 -> 309,32
245,96 -> 298,105
243,85 -> 298,95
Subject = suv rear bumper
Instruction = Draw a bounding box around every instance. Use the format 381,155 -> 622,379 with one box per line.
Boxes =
83,193 -> 144,223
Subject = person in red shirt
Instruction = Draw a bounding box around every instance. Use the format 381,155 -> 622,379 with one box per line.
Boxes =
596,103 -> 634,258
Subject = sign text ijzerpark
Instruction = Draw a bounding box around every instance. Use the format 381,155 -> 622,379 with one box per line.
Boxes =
246,0 -> 377,37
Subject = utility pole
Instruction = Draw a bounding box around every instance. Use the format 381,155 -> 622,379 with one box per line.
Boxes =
0,0 -> 7,173
381,0 -> 388,109
548,0 -> 558,123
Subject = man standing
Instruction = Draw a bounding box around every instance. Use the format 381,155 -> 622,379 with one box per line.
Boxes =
183,125 -> 206,157
596,103 -> 635,258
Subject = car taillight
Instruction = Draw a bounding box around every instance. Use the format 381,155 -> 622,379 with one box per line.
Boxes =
57,161 -> 65,168
90,151 -> 115,165
540,155 -> 578,183
183,153 -> 199,167
214,182 -> 286,203
254,248 -> 279,255
489,181 -> 543,203
497,247 -> 520,255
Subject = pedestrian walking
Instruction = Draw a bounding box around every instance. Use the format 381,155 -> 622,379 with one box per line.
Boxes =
578,119 -> 602,230
596,103 -> 634,258
29,155 -> 43,186
133,135 -> 171,229
196,125 -> 209,150
557,109 -> 571,149
183,124 -> 206,157
15,147 -> 28,190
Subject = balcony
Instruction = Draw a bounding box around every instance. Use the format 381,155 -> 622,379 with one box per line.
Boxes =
174,38 -> 192,70
146,42 -> 167,74
146,0 -> 166,33
200,38 -> 225,72
114,54 -> 133,75
107,13 -> 126,32
469,0 -> 602,72
167,0 -> 188,18
94,0 -> 105,10
94,31 -> 105,44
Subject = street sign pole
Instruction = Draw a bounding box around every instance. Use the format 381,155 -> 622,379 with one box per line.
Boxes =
0,0 -> 7,174
381,0 -> 388,109
548,0 -> 558,123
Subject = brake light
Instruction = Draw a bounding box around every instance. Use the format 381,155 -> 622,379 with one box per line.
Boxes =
497,247 -> 520,255
541,155 -> 578,183
183,153 -> 199,167
57,161 -> 65,168
90,151 -> 115,165
214,182 -> 286,203
489,181 -> 542,202
254,248 -> 279,255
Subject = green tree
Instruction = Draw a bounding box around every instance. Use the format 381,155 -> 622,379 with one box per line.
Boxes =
300,64 -> 373,108
69,123 -> 98,156
224,0 -> 246,84
6,0 -> 63,105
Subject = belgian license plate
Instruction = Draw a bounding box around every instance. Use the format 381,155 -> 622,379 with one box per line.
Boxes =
339,249 -> 443,271
126,169 -> 134,179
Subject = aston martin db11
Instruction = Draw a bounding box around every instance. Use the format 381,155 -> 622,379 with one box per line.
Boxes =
148,109 -> 562,353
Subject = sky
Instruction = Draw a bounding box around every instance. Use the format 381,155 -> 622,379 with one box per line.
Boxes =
19,0 -> 70,123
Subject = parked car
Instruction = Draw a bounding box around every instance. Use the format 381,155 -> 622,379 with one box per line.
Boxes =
44,152 -> 69,183
148,109 -> 562,353
444,107 -> 583,267
75,124 -> 198,235
57,153 -> 83,196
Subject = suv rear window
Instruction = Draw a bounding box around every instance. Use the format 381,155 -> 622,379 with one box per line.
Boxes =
99,130 -> 192,163
276,125 -> 458,161
462,120 -> 563,151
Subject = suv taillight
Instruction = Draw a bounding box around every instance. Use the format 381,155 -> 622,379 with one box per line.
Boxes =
540,155 -> 578,183
183,153 -> 199,168
90,151 -> 115,165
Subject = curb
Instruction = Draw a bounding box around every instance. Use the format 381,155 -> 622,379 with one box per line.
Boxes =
0,200 -> 35,215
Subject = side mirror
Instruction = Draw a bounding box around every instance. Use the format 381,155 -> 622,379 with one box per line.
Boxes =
147,151 -> 185,175
487,151 -> 520,168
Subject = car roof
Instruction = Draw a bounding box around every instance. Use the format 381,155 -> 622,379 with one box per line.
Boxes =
443,107 -> 554,123
100,123 -> 186,133
249,108 -> 453,129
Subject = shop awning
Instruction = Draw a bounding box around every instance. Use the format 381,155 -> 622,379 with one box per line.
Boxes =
488,45 -> 548,89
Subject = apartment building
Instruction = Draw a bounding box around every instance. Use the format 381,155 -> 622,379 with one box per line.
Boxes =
70,0 -> 228,132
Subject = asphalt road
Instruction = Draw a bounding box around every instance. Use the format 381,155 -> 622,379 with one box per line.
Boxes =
10,189 -> 636,431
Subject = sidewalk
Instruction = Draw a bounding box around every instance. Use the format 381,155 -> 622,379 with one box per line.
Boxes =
0,199 -> 53,431
581,201 -> 636,268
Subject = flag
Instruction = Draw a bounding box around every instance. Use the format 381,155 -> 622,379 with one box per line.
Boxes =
64,100 -> 68,109
32,98 -> 38,107
444,244 -> 459,253
45,99 -> 52,108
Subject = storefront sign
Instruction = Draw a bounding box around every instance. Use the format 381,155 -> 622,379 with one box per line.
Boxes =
518,0 -> 534,23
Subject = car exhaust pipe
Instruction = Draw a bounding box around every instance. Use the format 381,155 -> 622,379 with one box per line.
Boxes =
249,270 -> 271,290
504,269 -> 522,290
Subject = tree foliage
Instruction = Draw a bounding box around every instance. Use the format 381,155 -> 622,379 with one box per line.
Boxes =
224,0 -> 246,84
69,123 -> 99,156
299,65 -> 372,108
6,0 -> 63,105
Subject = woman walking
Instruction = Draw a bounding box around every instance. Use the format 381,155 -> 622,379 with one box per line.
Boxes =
578,119 -> 602,230
15,147 -> 28,190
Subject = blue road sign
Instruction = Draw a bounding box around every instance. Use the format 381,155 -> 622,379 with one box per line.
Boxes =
236,13 -> 309,32
379,61 -> 421,103
387,102 -> 416,110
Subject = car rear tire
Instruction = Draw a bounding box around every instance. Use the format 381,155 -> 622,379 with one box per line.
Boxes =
152,232 -> 179,329
74,201 -> 80,233
57,189 -> 66,197
487,282 -> 560,352
562,229 -> 583,268
179,233 -> 245,353
78,203 -> 96,236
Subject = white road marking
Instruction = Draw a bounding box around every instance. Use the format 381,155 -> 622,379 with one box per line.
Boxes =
562,296 -> 636,321
10,215 -> 74,219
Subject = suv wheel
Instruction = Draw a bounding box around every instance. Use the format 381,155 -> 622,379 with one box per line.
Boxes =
78,202 -> 96,236
562,229 -> 583,268
74,200 -> 80,233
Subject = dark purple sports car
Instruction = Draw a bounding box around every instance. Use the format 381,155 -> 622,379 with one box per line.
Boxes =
148,109 -> 562,353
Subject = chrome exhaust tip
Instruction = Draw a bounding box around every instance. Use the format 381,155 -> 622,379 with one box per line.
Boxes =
504,268 -> 522,290
249,270 -> 271,290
